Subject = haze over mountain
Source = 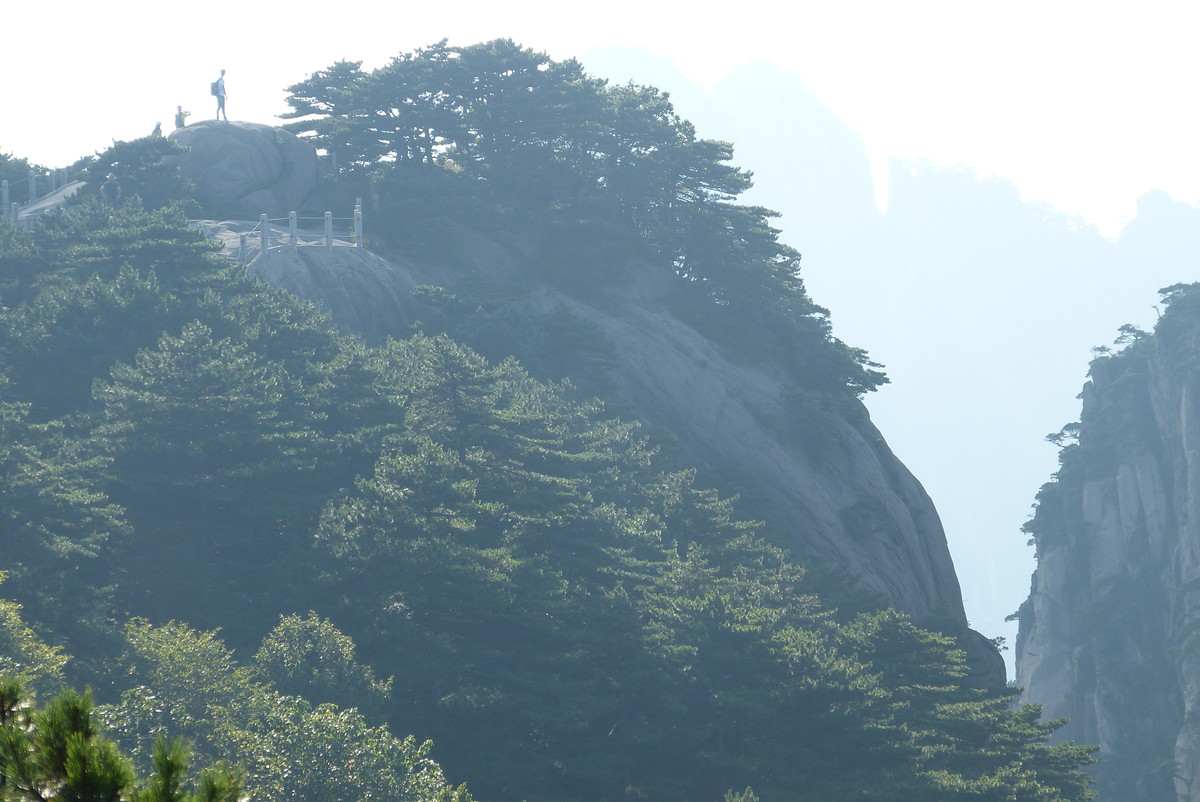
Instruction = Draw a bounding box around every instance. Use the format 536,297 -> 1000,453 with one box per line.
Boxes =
0,37 -> 1105,797
579,47 -> 1200,668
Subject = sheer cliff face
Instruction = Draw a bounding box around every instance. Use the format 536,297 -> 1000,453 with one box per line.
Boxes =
229,218 -> 999,684
1017,292 -> 1200,801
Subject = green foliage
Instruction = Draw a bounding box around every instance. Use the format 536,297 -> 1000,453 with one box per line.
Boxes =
0,685 -> 136,802
0,400 -> 125,635
0,579 -> 69,698
0,197 -> 218,300
0,201 -> 236,420
302,332 -> 1091,800
103,619 -> 473,802
0,681 -> 243,802
94,320 -> 329,514
0,152 -> 39,187
1046,422 -> 1080,449
91,320 -> 341,637
129,736 -> 244,802
722,789 -> 759,802
253,612 -> 392,715
284,39 -> 887,399
0,200 -> 356,639
834,611 -> 1096,800
75,136 -> 196,212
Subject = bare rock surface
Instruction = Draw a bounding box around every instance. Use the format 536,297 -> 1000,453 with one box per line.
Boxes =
168,121 -> 317,219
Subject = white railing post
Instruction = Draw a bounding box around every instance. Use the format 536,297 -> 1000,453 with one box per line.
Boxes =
354,201 -> 363,249
260,214 -> 270,257
289,211 -> 298,253
239,233 -> 248,265
325,211 -> 333,249
9,203 -> 16,227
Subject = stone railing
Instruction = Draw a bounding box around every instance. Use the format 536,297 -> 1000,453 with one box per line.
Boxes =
3,169 -> 71,227
237,200 -> 365,265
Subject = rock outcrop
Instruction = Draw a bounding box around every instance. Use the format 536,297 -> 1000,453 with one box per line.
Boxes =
205,217 -> 1002,685
1016,289 -> 1200,801
167,121 -> 317,219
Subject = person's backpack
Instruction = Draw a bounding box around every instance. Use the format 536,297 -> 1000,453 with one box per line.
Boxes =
210,81 -> 219,96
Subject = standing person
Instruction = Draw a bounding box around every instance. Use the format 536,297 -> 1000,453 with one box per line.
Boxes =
214,69 -> 228,121
175,105 -> 190,129
100,173 -> 122,206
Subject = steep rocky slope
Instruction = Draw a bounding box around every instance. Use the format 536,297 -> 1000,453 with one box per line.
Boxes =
1017,286 -> 1200,800
196,121 -> 1002,681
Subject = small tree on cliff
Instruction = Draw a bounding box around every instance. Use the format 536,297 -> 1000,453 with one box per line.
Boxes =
74,136 -> 196,212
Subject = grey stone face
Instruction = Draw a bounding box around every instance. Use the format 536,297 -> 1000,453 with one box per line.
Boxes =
167,121 -> 318,219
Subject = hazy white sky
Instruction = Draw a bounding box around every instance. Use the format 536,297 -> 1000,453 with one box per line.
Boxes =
6,0 -> 1199,236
